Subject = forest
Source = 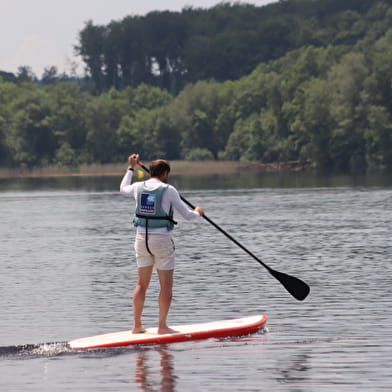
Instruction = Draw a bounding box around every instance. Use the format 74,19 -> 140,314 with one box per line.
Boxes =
1,0 -> 392,172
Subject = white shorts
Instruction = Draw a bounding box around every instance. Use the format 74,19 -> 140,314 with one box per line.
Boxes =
134,233 -> 175,270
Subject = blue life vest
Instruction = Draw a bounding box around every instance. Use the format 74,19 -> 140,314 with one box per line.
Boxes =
133,182 -> 177,231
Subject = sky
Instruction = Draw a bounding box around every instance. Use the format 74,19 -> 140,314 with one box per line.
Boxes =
0,0 -> 277,77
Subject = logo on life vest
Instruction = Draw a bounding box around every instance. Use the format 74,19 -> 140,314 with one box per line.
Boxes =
140,193 -> 156,214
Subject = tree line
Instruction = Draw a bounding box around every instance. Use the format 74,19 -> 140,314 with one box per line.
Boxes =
76,0 -> 384,94
1,0 -> 392,172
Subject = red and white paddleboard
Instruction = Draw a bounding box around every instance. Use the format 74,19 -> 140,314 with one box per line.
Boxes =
68,314 -> 267,349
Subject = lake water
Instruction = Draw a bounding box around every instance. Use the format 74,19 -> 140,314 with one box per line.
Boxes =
1,171 -> 391,391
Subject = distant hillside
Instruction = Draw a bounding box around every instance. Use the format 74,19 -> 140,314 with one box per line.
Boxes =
76,0 -> 389,94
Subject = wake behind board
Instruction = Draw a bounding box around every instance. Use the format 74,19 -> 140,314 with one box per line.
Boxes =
69,314 -> 267,349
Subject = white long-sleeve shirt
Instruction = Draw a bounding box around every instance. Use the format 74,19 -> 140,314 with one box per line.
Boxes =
120,170 -> 201,233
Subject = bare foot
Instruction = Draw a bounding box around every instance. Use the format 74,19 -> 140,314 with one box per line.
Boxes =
157,326 -> 178,335
132,326 -> 146,334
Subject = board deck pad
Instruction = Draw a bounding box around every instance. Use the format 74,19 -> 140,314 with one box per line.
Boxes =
69,314 -> 267,349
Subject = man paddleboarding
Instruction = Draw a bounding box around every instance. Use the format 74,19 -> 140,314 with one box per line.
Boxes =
120,154 -> 204,334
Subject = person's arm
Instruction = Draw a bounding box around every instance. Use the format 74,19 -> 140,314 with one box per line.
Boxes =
167,186 -> 204,219
120,169 -> 134,194
120,153 -> 139,195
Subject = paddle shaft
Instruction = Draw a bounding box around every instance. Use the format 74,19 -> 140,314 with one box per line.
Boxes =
137,161 -> 278,271
136,161 -> 310,300
179,195 -> 275,272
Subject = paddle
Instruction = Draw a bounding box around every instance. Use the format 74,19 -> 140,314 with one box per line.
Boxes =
136,161 -> 310,301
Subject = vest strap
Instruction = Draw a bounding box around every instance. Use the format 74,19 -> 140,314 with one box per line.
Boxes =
145,219 -> 153,256
135,214 -> 177,225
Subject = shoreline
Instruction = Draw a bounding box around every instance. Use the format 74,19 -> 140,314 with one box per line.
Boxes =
0,160 -> 310,179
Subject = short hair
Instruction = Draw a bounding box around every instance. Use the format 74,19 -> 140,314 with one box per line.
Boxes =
150,159 -> 171,177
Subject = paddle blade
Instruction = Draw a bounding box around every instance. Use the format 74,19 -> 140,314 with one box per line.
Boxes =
269,269 -> 310,301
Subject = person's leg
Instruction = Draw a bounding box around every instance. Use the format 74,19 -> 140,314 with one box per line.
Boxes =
132,265 -> 153,333
156,268 -> 175,334
146,233 -> 176,334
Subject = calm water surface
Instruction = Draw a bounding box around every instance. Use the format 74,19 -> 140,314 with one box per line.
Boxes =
1,171 -> 391,391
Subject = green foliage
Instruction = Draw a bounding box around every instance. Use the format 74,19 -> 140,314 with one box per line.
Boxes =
223,114 -> 265,161
2,0 -> 392,171
76,0 -> 387,94
186,148 -> 214,161
8,85 -> 56,166
55,142 -> 80,167
117,109 -> 156,160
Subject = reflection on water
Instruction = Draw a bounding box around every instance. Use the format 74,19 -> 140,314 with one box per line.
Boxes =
276,353 -> 312,390
172,170 -> 392,190
1,170 -> 392,192
135,348 -> 177,392
0,175 -> 120,192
